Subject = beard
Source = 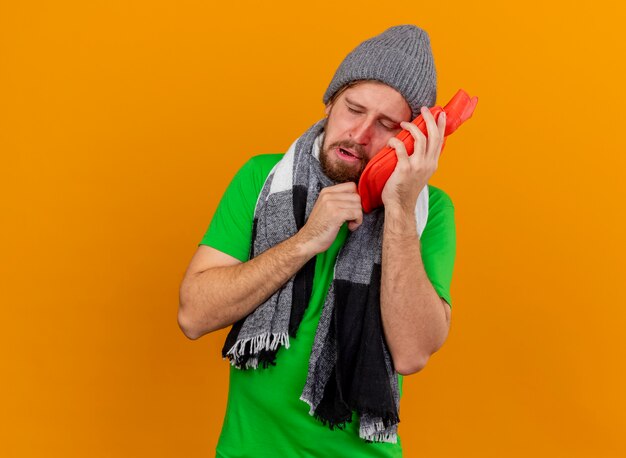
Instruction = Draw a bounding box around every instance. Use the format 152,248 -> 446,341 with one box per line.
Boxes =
318,131 -> 367,183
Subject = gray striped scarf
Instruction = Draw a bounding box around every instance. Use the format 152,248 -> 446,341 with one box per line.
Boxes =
222,118 -> 429,443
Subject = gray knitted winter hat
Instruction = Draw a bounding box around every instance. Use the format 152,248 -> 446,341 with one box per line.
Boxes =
323,25 -> 437,119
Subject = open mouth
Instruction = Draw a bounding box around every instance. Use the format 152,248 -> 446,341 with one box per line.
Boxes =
336,147 -> 361,162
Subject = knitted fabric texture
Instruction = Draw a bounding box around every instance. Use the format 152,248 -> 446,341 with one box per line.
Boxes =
323,24 -> 437,119
221,118 -> 430,443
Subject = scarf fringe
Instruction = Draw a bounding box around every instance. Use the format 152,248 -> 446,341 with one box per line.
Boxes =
299,394 -> 316,416
360,430 -> 398,444
300,395 -> 350,430
301,394 -> 397,443
225,332 -> 290,368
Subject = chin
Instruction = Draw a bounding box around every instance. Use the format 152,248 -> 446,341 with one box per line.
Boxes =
320,153 -> 363,183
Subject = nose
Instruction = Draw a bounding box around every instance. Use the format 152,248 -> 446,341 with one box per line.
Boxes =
350,117 -> 375,146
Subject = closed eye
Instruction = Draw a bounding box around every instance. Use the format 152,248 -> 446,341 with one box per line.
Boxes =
346,102 -> 398,130
380,121 -> 396,131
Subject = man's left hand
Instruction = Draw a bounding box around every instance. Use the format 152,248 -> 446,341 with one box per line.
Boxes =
381,106 -> 446,211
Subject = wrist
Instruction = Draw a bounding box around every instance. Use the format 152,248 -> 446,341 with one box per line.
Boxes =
384,205 -> 417,235
291,231 -> 318,260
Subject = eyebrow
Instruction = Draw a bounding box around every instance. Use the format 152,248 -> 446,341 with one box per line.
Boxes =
345,97 -> 403,125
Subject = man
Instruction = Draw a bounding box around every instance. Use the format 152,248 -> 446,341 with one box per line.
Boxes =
178,24 -> 456,457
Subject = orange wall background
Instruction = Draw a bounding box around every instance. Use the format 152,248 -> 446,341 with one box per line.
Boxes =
2,1 -> 625,457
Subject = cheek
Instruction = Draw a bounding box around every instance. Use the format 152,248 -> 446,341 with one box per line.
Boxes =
368,135 -> 394,160
371,133 -> 388,150
327,115 -> 352,137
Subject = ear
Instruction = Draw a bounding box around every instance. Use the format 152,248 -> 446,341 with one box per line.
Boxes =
324,103 -> 332,116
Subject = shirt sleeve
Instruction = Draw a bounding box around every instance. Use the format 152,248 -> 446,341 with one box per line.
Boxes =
420,186 -> 457,308
198,157 -> 264,262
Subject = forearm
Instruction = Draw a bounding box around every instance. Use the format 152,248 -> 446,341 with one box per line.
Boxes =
380,206 -> 450,375
179,233 -> 313,339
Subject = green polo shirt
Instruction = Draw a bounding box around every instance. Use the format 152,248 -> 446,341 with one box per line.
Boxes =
200,154 -> 456,458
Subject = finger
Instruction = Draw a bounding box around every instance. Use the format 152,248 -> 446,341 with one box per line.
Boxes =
348,221 -> 360,231
344,208 -> 363,231
319,189 -> 362,205
400,121 -> 427,159
437,111 -> 446,140
400,122 -> 426,170
435,111 -> 446,162
387,137 -> 410,166
322,182 -> 358,194
420,106 -> 441,158
325,193 -> 362,204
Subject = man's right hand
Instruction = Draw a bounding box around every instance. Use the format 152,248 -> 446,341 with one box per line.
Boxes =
296,182 -> 363,256
179,182 -> 364,340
